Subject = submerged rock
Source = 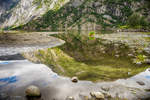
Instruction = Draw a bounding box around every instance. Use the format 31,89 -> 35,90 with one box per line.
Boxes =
25,85 -> 41,97
0,93 -> 10,100
136,81 -> 145,86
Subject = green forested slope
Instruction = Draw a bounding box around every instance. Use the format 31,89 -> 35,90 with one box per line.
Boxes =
17,0 -> 150,31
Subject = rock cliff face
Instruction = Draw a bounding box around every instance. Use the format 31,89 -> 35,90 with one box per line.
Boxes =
0,0 -> 150,30
20,0 -> 150,31
0,0 -> 69,29
0,0 -> 20,25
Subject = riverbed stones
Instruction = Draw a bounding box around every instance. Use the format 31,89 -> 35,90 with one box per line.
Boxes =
25,85 -> 41,97
71,77 -> 78,83
90,92 -> 104,100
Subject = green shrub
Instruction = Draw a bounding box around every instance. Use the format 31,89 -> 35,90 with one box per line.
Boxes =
88,31 -> 95,40
136,54 -> 147,62
127,13 -> 149,29
119,25 -> 129,29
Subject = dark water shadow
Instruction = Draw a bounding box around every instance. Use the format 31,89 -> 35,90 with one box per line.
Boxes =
0,54 -> 25,60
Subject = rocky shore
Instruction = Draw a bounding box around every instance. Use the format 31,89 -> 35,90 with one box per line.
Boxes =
96,32 -> 150,65
0,31 -> 65,57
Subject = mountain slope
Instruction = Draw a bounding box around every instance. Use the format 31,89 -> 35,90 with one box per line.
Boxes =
0,0 -> 150,31
0,0 -> 70,29
19,0 -> 150,31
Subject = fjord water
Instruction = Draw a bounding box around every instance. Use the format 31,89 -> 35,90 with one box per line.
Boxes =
0,31 -> 150,100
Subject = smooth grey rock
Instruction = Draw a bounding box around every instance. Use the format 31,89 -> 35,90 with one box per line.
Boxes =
71,77 -> 78,83
136,81 -> 145,86
90,92 -> 105,99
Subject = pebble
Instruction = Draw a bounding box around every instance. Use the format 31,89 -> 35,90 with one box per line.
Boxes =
25,85 -> 41,97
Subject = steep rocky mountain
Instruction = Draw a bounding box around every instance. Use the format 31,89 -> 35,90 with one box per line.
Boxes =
0,0 -> 20,25
0,0 -> 69,29
0,0 -> 150,31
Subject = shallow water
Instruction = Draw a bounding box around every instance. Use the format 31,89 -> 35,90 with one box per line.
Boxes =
0,31 -> 150,100
0,32 -> 65,56
0,60 -> 150,100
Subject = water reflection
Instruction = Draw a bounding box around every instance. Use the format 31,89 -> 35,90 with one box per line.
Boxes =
0,60 -> 150,100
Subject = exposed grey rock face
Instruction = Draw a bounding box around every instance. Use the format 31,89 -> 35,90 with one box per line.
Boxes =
0,0 -> 20,24
1,0 -> 149,30
0,0 -> 19,15
0,0 -> 70,29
